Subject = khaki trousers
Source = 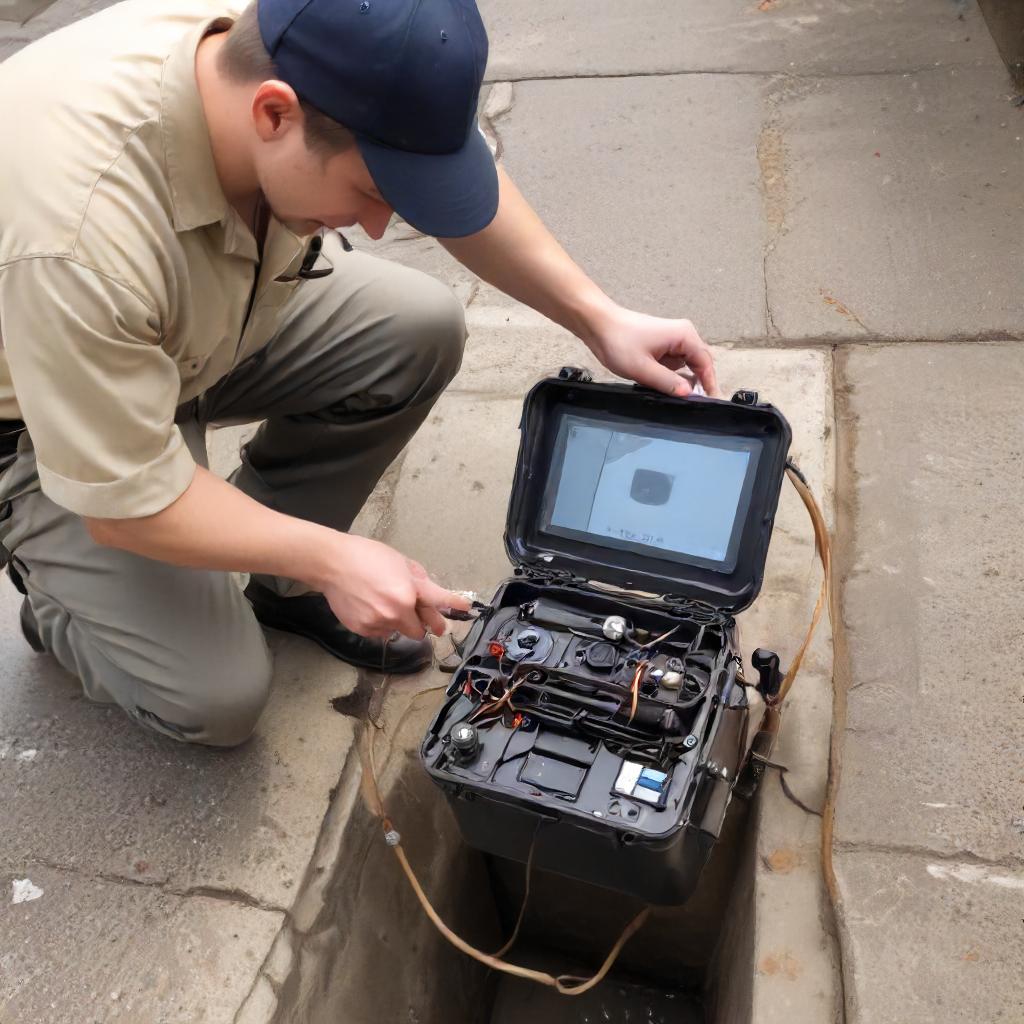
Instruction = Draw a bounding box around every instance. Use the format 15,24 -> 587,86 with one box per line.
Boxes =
0,234 -> 466,746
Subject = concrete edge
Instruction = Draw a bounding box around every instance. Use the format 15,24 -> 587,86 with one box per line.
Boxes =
232,734 -> 367,1024
746,350 -> 842,1023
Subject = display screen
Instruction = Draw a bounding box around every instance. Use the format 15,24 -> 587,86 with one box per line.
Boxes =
540,413 -> 761,571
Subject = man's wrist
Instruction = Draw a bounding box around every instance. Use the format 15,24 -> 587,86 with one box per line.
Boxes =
285,519 -> 350,595
568,288 -> 620,353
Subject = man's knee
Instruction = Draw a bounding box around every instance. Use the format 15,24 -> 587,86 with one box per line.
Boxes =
391,274 -> 467,391
133,642 -> 273,749
192,656 -> 272,747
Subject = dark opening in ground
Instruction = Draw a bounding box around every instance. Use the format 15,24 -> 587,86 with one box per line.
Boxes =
287,700 -> 756,1024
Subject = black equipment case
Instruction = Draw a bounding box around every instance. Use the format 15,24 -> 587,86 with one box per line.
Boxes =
420,370 -> 792,905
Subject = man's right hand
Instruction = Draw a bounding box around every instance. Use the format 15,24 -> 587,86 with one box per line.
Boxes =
321,534 -> 470,640
85,466 -> 471,641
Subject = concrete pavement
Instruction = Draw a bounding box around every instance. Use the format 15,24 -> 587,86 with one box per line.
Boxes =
1,0 -> 1022,1021
833,343 -> 1024,1023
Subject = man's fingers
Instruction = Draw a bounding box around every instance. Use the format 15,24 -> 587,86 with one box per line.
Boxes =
415,602 -> 448,637
389,601 -> 429,639
671,320 -> 721,399
414,575 -> 471,618
407,559 -> 429,580
683,344 -> 721,398
406,559 -> 470,610
635,357 -> 694,397
659,355 -> 690,372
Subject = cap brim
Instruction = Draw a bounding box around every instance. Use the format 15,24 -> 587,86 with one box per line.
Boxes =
356,127 -> 499,239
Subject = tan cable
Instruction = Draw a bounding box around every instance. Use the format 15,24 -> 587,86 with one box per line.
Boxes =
360,724 -> 651,995
780,469 -> 842,920
766,468 -> 845,1014
777,467 -> 832,706
491,831 -> 536,959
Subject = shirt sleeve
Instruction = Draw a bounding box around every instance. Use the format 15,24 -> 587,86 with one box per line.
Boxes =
0,256 -> 196,518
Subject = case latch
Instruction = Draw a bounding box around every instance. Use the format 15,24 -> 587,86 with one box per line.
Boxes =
558,366 -> 593,383
731,389 -> 759,406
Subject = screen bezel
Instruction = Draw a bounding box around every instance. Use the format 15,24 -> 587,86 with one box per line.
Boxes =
538,412 -> 763,574
504,379 -> 792,612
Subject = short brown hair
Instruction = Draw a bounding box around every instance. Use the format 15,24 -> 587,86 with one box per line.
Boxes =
218,3 -> 356,155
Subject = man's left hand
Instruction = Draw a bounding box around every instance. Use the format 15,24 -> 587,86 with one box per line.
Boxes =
586,305 -> 722,399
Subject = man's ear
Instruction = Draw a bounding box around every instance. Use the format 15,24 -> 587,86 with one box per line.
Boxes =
251,80 -> 302,142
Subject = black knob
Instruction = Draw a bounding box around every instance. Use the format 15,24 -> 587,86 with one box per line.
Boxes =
450,722 -> 480,761
584,642 -> 618,671
752,648 -> 783,700
518,629 -> 539,649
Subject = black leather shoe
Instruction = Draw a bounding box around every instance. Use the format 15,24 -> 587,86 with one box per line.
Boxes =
244,580 -> 432,674
20,598 -> 45,654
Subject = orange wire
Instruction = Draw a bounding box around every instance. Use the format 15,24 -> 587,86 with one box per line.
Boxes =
627,660 -> 647,724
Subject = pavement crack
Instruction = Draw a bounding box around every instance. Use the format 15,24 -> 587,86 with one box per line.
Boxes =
762,250 -> 778,337
170,884 -> 288,914
834,840 -> 1024,869
445,386 -> 530,399
485,63 -> 988,85
714,333 -> 1024,350
14,856 -> 288,914
757,82 -> 788,337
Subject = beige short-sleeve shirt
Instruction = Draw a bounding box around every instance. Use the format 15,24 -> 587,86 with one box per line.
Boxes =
0,0 -> 313,518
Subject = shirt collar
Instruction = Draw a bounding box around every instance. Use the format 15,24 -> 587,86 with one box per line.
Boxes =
159,18 -> 233,233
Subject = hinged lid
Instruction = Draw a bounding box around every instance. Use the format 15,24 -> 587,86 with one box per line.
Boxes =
504,372 -> 792,615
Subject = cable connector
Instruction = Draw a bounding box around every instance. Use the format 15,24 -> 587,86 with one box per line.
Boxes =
785,458 -> 809,487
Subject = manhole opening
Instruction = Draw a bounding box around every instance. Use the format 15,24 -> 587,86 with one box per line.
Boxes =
283,710 -> 761,1024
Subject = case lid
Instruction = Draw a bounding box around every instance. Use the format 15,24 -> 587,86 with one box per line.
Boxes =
504,373 -> 792,615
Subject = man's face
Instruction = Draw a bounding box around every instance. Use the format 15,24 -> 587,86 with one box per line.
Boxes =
253,125 -> 395,239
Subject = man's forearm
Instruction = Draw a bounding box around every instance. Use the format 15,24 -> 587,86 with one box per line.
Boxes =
439,166 -> 615,346
439,166 -> 720,399
85,467 -> 468,638
85,466 -> 339,592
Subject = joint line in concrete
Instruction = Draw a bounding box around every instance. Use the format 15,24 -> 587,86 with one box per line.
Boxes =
833,839 -> 1024,869
484,62 -> 992,87
5,855 -> 289,915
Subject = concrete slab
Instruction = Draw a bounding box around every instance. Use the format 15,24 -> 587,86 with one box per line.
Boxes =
356,74 -> 769,340
0,863 -> 282,1023
382,392 -> 522,597
836,849 -> 1024,1023
766,66 -> 1024,340
836,342 -> 1024,861
479,0 -> 995,81
0,575 -> 357,910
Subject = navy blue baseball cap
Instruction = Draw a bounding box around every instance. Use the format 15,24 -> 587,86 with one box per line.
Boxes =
257,0 -> 498,238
